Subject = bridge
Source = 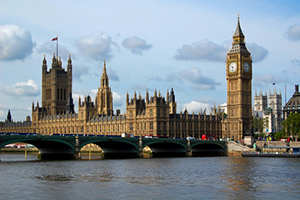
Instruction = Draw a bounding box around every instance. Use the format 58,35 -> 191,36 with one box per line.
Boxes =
0,134 -> 227,159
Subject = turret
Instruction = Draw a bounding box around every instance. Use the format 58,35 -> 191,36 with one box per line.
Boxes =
96,60 -> 113,115
42,54 -> 47,75
100,59 -> 109,88
169,88 -> 177,114
66,92 -> 74,114
166,89 -> 169,105
51,52 -> 57,69
146,88 -> 149,104
6,110 -> 12,122
126,91 -> 129,105
67,54 -> 73,95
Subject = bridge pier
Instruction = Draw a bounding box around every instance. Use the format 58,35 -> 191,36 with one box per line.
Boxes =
74,136 -> 81,160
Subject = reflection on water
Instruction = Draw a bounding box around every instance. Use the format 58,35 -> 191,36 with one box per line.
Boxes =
0,153 -> 300,199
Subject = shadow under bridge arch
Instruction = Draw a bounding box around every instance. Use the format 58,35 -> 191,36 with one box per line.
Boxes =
0,138 -> 75,160
80,139 -> 139,158
190,142 -> 226,156
143,139 -> 187,157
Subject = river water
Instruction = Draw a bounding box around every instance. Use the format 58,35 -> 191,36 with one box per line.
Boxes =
0,153 -> 299,199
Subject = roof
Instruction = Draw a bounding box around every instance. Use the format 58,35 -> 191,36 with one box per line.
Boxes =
284,85 -> 300,109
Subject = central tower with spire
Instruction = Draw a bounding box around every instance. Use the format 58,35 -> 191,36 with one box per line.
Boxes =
95,60 -> 113,115
226,15 -> 253,140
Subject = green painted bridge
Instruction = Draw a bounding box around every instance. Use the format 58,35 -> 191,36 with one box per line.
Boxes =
0,134 -> 227,159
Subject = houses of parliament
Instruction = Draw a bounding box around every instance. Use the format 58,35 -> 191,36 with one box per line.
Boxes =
0,17 -> 253,141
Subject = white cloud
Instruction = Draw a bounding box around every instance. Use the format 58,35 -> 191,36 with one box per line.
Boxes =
107,67 -> 119,81
132,84 -> 148,92
292,59 -> 300,66
75,32 -> 116,61
0,110 -> 5,119
113,91 -> 123,106
247,43 -> 268,62
255,73 -> 290,84
122,36 -> 152,55
166,73 -> 182,83
146,75 -> 163,82
37,42 -> 72,61
0,79 -> 39,96
90,89 -> 97,98
222,40 -> 268,63
0,25 -> 36,61
178,68 -> 220,90
191,85 -> 215,91
182,101 -> 210,113
284,24 -> 300,41
73,65 -> 90,82
174,39 -> 226,62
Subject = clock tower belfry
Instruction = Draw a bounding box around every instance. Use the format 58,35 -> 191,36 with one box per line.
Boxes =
226,15 -> 252,141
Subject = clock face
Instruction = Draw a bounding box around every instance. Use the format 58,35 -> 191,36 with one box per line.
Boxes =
243,62 -> 250,72
229,62 -> 237,73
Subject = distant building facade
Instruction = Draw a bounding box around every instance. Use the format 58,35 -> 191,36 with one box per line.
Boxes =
253,89 -> 283,134
283,85 -> 300,119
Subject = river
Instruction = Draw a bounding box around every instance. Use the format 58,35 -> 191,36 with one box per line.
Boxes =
0,153 -> 299,199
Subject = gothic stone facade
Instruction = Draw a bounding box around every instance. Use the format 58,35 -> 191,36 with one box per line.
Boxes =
1,17 -> 253,140
1,55 -> 224,139
253,89 -> 283,133
222,16 -> 253,141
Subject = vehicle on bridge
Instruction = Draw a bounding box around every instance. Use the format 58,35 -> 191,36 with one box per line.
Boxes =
156,135 -> 169,138
144,135 -> 153,138
186,136 -> 195,140
121,133 -> 134,138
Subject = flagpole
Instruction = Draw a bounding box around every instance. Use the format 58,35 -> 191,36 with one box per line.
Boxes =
56,35 -> 58,59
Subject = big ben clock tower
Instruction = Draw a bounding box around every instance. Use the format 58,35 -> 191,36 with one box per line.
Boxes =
226,15 -> 252,141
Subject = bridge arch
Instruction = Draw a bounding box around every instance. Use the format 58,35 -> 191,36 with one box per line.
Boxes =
0,135 -> 76,159
79,138 -> 139,155
143,139 -> 187,157
0,138 -> 74,151
190,142 -> 226,156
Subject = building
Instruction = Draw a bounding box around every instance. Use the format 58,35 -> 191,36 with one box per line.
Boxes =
283,85 -> 300,119
222,15 -> 253,141
1,54 -> 224,139
253,89 -> 283,134
1,16 -> 254,141
42,54 -> 73,115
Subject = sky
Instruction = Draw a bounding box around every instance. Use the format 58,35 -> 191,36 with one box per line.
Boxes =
1,0 -> 300,121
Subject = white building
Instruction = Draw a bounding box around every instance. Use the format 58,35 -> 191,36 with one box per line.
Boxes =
253,89 -> 283,134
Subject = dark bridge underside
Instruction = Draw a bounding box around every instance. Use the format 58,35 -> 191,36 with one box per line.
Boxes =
1,140 -> 75,160
92,141 -> 139,158
191,144 -> 225,156
147,142 -> 187,157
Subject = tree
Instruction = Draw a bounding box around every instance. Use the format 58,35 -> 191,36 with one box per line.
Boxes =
252,117 -> 269,134
274,131 -> 285,141
281,113 -> 300,141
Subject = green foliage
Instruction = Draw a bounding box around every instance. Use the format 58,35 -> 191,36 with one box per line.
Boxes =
281,113 -> 300,139
274,132 -> 286,141
221,112 -> 227,116
252,117 -> 269,133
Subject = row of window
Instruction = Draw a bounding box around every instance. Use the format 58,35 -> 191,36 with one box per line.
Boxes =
129,109 -> 167,117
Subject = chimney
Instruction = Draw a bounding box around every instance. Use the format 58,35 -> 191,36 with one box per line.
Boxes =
295,85 -> 299,94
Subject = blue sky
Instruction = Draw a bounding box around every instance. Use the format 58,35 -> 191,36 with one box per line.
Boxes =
1,0 -> 300,121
